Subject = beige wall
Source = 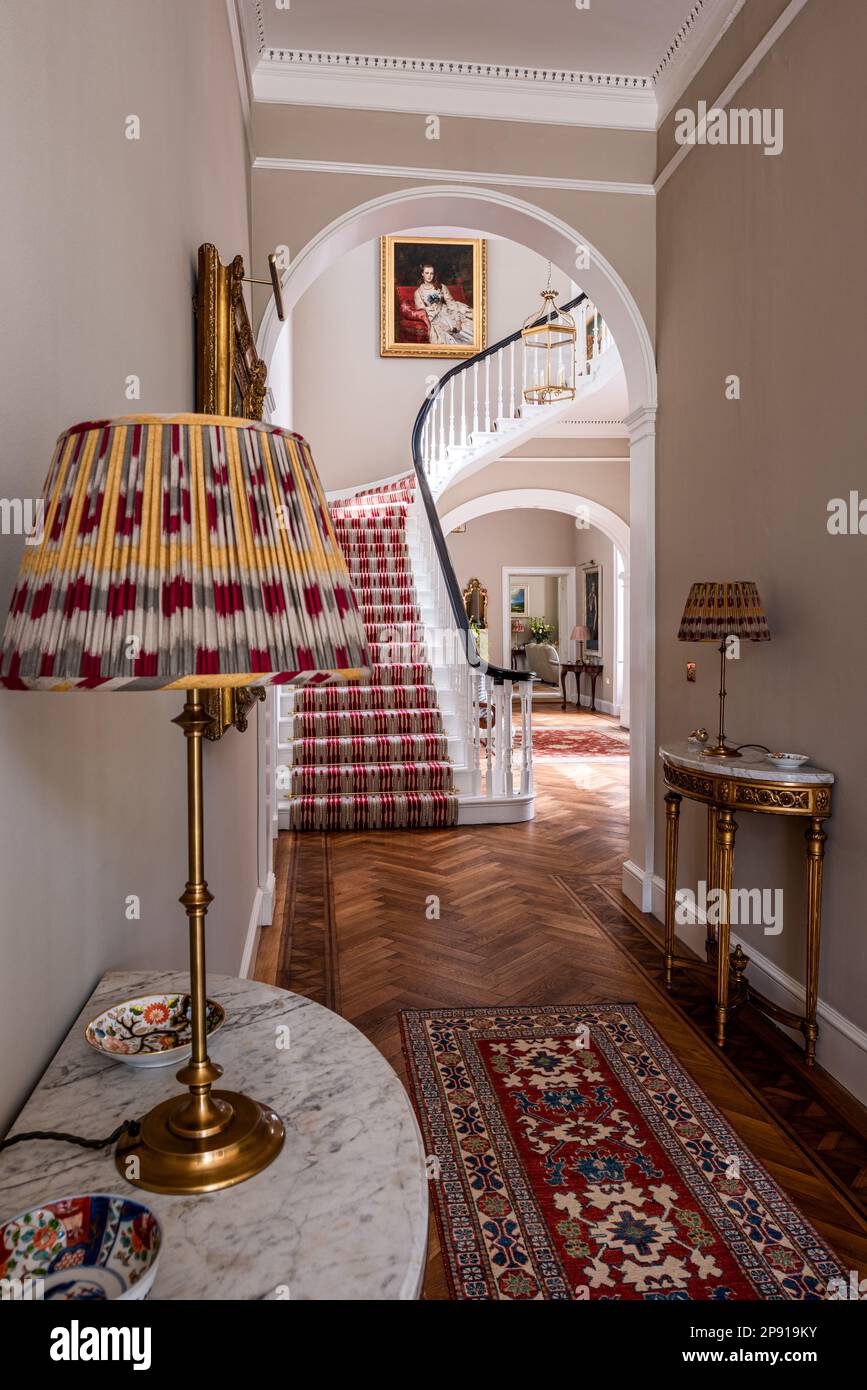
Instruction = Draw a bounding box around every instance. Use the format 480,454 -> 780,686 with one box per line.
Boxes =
439,450 -> 630,524
446,510 -> 577,667
292,236 -> 574,491
249,101 -> 656,353
0,0 -> 257,1132
656,0 -> 867,1030
656,0 -> 794,172
253,104 -> 657,188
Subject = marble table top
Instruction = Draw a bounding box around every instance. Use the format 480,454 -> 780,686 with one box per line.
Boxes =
0,971 -> 429,1300
659,741 -> 834,784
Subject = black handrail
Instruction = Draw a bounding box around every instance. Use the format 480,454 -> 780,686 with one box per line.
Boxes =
410,292 -> 588,685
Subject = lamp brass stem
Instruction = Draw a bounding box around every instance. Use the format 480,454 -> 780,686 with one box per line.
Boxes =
703,639 -> 741,758
115,691 -> 284,1194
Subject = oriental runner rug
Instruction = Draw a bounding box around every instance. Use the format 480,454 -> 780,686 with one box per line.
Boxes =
400,1003 -> 844,1300
513,726 -> 629,759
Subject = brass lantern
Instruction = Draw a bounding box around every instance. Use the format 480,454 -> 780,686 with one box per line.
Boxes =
522,288 -> 577,405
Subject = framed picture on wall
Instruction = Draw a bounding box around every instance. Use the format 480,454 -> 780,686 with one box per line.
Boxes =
509,583 -> 528,616
380,236 -> 487,359
582,563 -> 602,661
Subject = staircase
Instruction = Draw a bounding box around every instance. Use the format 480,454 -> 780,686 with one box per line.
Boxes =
275,291 -> 615,830
277,475 -> 458,829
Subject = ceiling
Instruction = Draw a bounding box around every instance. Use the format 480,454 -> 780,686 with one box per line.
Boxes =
248,0 -> 711,80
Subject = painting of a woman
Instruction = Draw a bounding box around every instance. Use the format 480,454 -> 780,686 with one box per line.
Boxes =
414,263 -> 474,346
381,236 -> 486,358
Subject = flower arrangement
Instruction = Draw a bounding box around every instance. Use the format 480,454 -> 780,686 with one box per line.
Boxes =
528,617 -> 555,644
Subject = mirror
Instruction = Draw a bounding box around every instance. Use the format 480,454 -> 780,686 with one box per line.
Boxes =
462,577 -> 488,628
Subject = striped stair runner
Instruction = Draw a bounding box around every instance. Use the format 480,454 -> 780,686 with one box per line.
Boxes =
280,474 -> 459,830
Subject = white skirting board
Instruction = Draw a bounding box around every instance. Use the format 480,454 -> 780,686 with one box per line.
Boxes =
622,861 -> 867,1108
239,872 -> 276,980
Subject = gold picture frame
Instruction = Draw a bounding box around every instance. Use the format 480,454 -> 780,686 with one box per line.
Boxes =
195,243 -> 268,420
193,242 -> 267,738
380,236 -> 487,359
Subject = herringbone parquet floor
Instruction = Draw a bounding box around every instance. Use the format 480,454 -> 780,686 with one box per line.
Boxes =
254,705 -> 867,1298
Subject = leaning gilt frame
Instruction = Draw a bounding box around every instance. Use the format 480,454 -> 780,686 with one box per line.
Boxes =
194,242 -> 267,738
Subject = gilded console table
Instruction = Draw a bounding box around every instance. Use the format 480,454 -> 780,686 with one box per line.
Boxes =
659,743 -> 834,1066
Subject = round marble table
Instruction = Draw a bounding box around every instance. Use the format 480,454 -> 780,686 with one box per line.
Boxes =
0,971 -> 429,1299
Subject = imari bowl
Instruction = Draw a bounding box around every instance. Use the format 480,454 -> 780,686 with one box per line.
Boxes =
84,992 -> 225,1068
767,752 -> 809,769
0,1194 -> 161,1300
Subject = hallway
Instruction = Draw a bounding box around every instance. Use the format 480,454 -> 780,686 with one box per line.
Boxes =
254,707 -> 867,1299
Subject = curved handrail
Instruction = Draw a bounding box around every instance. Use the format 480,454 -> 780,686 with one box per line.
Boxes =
410,292 -> 588,685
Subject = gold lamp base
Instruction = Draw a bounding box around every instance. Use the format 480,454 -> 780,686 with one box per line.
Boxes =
116,1088 -> 284,1196
702,741 -> 741,759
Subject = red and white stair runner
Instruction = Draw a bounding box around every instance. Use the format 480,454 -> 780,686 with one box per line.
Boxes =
280,475 -> 459,829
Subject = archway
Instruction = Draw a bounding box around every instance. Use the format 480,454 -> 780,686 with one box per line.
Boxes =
256,183 -> 656,912
440,488 -> 630,725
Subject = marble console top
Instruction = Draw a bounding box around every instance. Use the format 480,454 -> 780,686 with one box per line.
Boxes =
0,971 -> 429,1300
659,741 -> 834,785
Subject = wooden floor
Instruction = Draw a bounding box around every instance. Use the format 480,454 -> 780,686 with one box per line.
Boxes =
254,704 -> 867,1298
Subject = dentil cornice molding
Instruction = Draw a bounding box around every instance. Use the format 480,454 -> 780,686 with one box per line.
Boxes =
245,0 -> 745,131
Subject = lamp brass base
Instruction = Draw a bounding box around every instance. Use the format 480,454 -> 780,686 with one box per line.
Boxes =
115,1090 -> 284,1195
702,742 -> 742,759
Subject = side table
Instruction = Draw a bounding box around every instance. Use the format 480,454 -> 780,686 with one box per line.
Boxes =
0,970 -> 429,1299
659,743 -> 834,1065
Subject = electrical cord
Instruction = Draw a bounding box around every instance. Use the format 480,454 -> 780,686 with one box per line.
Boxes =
0,1118 -> 140,1153
734,743 -> 771,754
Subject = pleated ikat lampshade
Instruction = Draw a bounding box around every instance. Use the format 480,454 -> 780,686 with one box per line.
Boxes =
0,413 -> 370,689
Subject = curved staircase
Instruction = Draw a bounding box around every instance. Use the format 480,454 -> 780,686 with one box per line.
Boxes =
275,290 -> 616,830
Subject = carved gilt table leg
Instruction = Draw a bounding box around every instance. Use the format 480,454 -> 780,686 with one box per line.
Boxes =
714,807 -> 738,1049
664,791 -> 682,988
803,816 -> 827,1067
705,803 -> 719,964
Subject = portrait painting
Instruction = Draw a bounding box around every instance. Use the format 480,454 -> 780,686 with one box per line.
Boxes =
583,564 -> 602,660
380,236 -> 487,359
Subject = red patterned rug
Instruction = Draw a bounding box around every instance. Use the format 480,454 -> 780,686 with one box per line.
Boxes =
400,1004 -> 844,1300
514,727 -> 629,759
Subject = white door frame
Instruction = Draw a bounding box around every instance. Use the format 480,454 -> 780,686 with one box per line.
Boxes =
255,184 -> 657,913
502,565 -> 576,698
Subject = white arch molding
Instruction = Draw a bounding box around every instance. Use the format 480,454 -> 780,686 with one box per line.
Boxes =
255,183 -> 657,913
440,489 -> 629,723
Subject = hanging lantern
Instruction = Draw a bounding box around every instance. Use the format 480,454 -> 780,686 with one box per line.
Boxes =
522,288 -> 576,405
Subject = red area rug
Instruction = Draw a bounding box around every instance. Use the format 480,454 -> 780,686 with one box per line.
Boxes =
400,1004 -> 844,1300
514,727 -> 629,759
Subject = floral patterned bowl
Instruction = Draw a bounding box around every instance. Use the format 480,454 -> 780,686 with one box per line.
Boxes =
0,1194 -> 161,1300
85,992 -> 225,1068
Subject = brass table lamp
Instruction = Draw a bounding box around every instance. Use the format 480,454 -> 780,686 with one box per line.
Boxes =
0,414 -> 369,1193
677,581 -> 770,758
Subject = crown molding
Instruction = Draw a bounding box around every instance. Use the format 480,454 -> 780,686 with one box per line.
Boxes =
251,50 -> 657,131
244,1 -> 750,133
252,156 -> 654,198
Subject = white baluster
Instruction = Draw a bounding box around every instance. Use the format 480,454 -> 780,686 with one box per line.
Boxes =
448,379 -> 455,451
437,393 -> 445,474
471,671 -> 482,795
509,341 -> 516,418
484,354 -> 491,432
484,675 -> 494,797
497,348 -> 504,423
502,679 -> 514,796
460,369 -> 467,446
472,362 -> 479,439
520,683 -> 533,795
